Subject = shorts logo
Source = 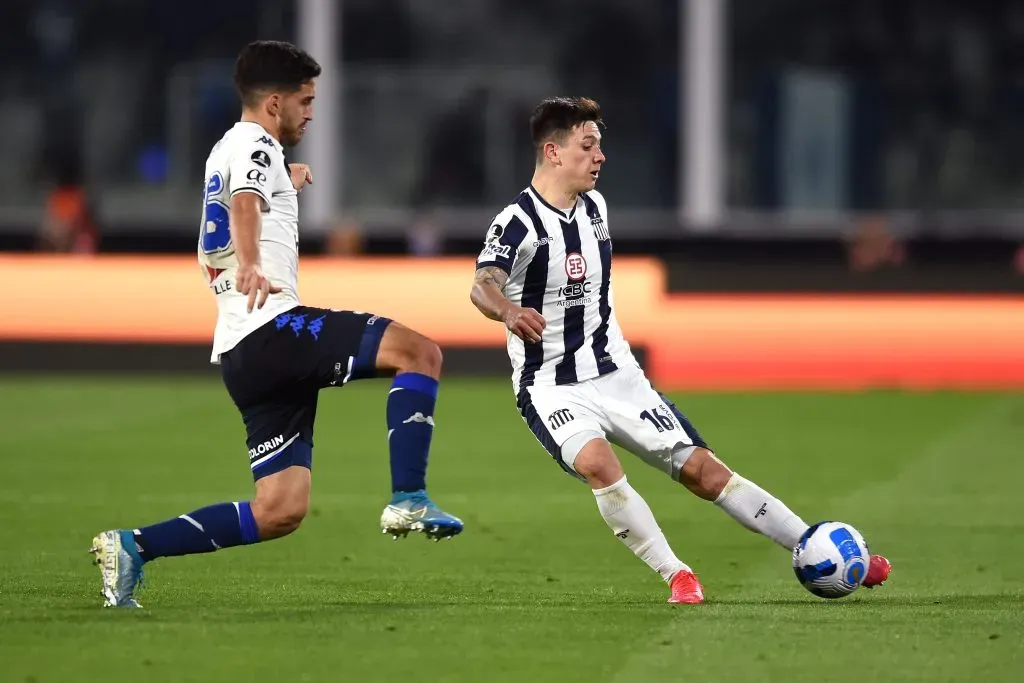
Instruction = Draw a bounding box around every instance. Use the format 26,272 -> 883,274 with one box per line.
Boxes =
249,434 -> 285,461
548,408 -> 574,430
275,312 -> 326,340
565,253 -> 587,281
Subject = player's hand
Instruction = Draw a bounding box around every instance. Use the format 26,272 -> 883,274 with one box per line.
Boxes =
503,304 -> 546,343
289,163 -> 313,192
236,263 -> 283,313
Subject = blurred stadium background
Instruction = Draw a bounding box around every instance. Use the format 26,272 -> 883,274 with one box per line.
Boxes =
2,2 -> 1023,682
2,0 -> 1023,383
6,0 -> 1024,273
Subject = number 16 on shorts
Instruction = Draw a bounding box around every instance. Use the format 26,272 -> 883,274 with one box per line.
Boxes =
640,405 -> 681,435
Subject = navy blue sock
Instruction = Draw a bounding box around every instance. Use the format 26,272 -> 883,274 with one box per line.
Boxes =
134,501 -> 260,562
387,372 -> 439,492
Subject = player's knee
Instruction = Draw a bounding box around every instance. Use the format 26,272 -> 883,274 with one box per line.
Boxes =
572,438 -> 624,489
403,336 -> 443,377
252,495 -> 309,539
679,447 -> 733,501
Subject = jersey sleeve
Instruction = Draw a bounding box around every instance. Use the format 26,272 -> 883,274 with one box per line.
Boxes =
227,140 -> 278,209
475,211 -> 531,274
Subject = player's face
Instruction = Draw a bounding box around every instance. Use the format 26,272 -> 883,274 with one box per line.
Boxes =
277,80 -> 316,147
560,121 -> 605,193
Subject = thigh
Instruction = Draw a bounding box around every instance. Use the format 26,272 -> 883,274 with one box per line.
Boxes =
220,315 -> 323,481
219,307 -> 392,480
236,389 -> 317,481
277,307 -> 394,388
598,366 -> 709,478
220,306 -> 386,395
516,384 -> 607,478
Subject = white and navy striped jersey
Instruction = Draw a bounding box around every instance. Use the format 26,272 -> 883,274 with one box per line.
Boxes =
476,186 -> 639,393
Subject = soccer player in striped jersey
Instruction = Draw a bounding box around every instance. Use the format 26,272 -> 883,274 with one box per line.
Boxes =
470,97 -> 891,603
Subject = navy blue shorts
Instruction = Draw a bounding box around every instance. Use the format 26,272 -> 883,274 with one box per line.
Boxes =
219,307 -> 392,480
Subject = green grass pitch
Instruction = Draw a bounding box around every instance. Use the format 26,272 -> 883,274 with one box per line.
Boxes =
1,376 -> 1023,682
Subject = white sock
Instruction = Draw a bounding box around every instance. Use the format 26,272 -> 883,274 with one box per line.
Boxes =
714,473 -> 810,550
593,476 -> 690,583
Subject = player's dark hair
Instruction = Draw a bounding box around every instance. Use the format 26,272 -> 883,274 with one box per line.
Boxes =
234,40 -> 322,109
529,97 -> 603,161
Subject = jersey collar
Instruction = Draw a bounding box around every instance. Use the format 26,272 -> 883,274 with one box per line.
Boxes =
236,121 -> 283,152
528,185 -> 578,222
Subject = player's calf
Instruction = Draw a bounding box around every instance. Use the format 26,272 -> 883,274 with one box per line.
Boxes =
100,465 -> 307,572
372,321 -> 462,539
573,436 -> 693,587
678,447 -> 809,550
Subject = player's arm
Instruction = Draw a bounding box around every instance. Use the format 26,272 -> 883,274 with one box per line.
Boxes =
230,192 -> 281,313
470,216 -> 546,342
470,265 -> 511,322
228,144 -> 280,312
470,266 -> 545,343
229,192 -> 263,270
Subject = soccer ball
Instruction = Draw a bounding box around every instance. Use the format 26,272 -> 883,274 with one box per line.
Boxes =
792,521 -> 870,599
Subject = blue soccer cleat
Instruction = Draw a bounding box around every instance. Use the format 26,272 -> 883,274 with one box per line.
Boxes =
380,490 -> 464,541
89,530 -> 145,608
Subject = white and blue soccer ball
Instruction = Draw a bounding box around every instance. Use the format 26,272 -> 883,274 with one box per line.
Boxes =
792,521 -> 870,599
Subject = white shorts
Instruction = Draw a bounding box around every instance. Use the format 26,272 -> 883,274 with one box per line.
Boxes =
516,364 -> 709,481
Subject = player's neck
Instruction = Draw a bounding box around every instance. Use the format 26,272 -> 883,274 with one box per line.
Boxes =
240,111 -> 282,144
530,171 -> 578,211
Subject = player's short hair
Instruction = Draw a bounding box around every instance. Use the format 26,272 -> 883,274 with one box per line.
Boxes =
529,97 -> 603,160
234,40 -> 322,109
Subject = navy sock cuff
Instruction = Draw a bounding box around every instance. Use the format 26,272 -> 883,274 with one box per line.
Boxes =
392,372 -> 439,399
237,501 -> 260,544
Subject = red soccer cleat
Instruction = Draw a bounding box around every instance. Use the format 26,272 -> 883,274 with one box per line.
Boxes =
667,570 -> 705,604
862,554 -> 892,588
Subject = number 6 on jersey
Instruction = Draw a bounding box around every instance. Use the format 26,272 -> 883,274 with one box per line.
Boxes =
200,172 -> 232,255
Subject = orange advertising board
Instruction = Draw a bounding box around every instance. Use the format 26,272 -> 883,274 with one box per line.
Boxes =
2,254 -> 1022,390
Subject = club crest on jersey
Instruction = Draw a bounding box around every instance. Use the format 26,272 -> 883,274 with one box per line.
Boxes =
592,216 -> 610,241
565,252 -> 587,281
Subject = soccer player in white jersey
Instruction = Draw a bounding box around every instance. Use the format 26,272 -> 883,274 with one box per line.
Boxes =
89,41 -> 462,608
470,97 -> 891,603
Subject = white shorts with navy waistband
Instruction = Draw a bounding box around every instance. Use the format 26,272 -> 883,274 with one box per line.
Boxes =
515,364 -> 709,481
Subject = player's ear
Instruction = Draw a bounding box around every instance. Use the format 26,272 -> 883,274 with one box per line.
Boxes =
266,93 -> 281,117
543,140 -> 561,166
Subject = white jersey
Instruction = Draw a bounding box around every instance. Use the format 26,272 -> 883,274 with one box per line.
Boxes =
197,121 -> 301,363
476,186 -> 639,393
